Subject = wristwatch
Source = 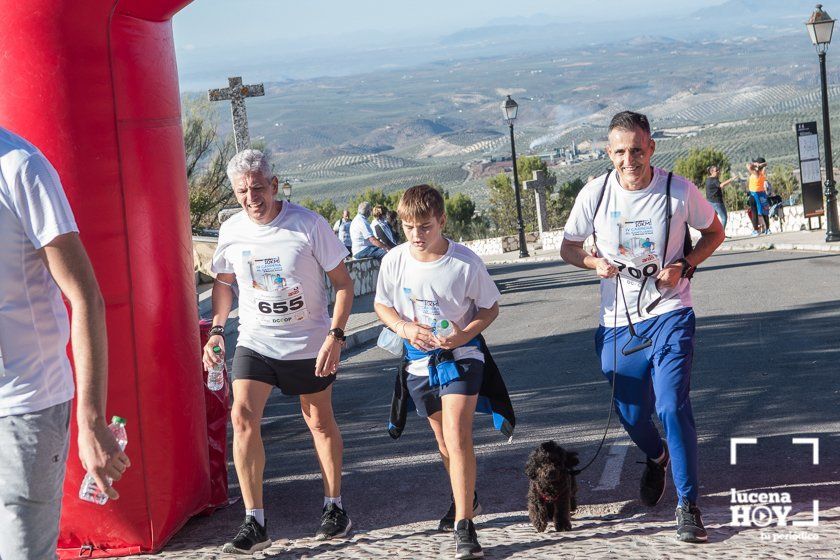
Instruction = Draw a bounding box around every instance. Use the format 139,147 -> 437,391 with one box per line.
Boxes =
208,325 -> 225,336
676,258 -> 695,279
328,328 -> 347,345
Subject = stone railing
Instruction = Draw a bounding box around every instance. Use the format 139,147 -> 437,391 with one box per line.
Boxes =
724,203 -> 810,237
325,257 -> 380,304
541,230 -> 564,251
462,235 -> 520,255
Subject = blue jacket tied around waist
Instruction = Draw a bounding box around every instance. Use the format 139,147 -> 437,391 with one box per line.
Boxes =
388,334 -> 515,440
403,338 -> 482,388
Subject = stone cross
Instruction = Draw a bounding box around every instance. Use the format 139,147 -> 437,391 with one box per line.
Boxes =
523,169 -> 556,233
208,76 -> 265,152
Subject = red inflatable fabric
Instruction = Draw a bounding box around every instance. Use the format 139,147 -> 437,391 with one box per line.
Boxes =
0,1 -> 213,556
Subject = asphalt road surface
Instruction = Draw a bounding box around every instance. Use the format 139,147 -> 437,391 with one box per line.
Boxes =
127,249 -> 840,559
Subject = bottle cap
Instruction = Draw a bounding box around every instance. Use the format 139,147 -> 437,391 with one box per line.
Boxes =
112,416 -> 126,425
212,345 -> 222,354
440,320 -> 450,328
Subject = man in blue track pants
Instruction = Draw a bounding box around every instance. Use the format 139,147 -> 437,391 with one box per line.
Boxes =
560,111 -> 724,543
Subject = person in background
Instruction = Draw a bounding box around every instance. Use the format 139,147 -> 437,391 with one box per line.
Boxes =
704,165 -> 734,235
333,210 -> 352,255
372,204 -> 398,249
350,202 -> 389,259
387,210 -> 402,244
747,158 -> 771,236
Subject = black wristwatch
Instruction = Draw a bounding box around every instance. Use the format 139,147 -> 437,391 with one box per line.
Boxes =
208,325 -> 225,336
328,328 -> 346,344
676,258 -> 695,279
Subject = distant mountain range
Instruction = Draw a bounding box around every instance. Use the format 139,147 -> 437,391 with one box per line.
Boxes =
176,0 -> 821,91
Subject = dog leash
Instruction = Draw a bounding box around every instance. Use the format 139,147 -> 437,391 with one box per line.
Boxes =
567,275 -> 619,476
569,225 -> 652,477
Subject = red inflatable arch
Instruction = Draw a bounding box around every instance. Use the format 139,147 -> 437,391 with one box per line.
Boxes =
0,0 -> 214,556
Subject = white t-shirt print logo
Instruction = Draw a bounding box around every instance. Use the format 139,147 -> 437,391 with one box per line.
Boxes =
404,287 -> 442,328
614,214 -> 661,286
245,251 -> 309,327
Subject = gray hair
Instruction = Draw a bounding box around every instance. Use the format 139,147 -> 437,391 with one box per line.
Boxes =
358,201 -> 371,216
227,149 -> 273,183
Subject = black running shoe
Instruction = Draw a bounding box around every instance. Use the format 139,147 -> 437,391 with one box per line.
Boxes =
221,515 -> 271,554
676,502 -> 708,543
454,519 -> 483,559
315,503 -> 352,540
639,441 -> 669,507
439,492 -> 482,532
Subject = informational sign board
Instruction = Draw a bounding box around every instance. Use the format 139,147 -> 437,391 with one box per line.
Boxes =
796,121 -> 825,218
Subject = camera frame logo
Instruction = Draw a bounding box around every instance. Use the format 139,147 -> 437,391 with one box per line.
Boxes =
729,437 -> 820,542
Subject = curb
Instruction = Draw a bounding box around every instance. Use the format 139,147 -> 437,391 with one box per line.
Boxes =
344,322 -> 381,351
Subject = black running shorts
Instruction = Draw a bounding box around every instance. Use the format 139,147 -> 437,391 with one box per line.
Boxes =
232,346 -> 335,395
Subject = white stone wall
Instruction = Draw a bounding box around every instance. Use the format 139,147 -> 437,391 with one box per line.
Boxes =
325,257 -> 380,304
541,230 -> 565,251
462,235 -> 520,255
723,204 -> 810,237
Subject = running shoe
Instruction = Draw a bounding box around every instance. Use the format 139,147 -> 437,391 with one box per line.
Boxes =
439,492 -> 482,531
454,519 -> 483,559
676,502 -> 708,543
639,440 -> 669,507
222,515 -> 271,554
315,503 -> 352,540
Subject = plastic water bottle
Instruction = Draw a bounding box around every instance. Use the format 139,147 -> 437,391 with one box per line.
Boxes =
207,345 -> 225,391
435,319 -> 455,338
79,416 -> 128,505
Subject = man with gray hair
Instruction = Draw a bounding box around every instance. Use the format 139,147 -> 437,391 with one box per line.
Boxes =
206,149 -> 355,552
350,201 -> 388,259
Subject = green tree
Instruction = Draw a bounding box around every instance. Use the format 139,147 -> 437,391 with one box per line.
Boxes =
298,197 -> 340,225
488,156 -> 556,235
444,192 -> 476,241
183,97 -> 236,230
768,166 -> 799,201
674,147 -> 732,187
548,177 -> 585,228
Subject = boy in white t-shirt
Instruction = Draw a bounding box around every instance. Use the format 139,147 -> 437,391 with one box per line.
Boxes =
375,185 -> 500,560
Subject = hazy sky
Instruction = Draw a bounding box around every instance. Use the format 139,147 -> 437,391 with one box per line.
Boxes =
173,0 -> 728,51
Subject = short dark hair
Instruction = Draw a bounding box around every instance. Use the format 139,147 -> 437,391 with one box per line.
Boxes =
608,111 -> 651,136
398,184 -> 445,221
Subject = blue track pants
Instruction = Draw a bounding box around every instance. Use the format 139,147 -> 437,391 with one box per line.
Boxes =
595,307 -> 699,505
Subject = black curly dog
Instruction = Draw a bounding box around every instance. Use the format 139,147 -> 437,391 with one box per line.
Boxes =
525,440 -> 579,532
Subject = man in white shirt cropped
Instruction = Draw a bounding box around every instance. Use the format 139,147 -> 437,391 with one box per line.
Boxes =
0,127 -> 130,560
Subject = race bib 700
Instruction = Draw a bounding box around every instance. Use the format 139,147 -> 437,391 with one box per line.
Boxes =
613,253 -> 660,285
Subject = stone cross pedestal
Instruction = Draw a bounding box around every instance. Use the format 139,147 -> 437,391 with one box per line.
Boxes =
208,76 -> 265,152
523,169 -> 556,233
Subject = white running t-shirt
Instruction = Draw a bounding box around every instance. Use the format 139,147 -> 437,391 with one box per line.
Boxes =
0,127 -> 78,416
211,203 -> 348,360
563,167 -> 715,328
375,241 -> 501,376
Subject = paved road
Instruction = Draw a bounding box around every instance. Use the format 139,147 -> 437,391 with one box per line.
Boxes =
128,250 -> 840,559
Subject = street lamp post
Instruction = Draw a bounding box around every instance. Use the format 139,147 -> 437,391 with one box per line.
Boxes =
807,4 -> 840,241
282,180 -> 292,202
502,95 -> 529,258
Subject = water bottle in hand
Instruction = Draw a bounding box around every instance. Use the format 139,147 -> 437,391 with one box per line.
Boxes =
435,319 -> 455,338
79,416 -> 128,505
207,345 -> 225,391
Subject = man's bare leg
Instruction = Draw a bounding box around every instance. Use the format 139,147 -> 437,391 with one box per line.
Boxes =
300,385 -> 343,498
231,379 -> 273,509
427,411 -> 450,473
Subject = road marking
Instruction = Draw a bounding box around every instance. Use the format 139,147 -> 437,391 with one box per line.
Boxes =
593,442 -> 629,491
